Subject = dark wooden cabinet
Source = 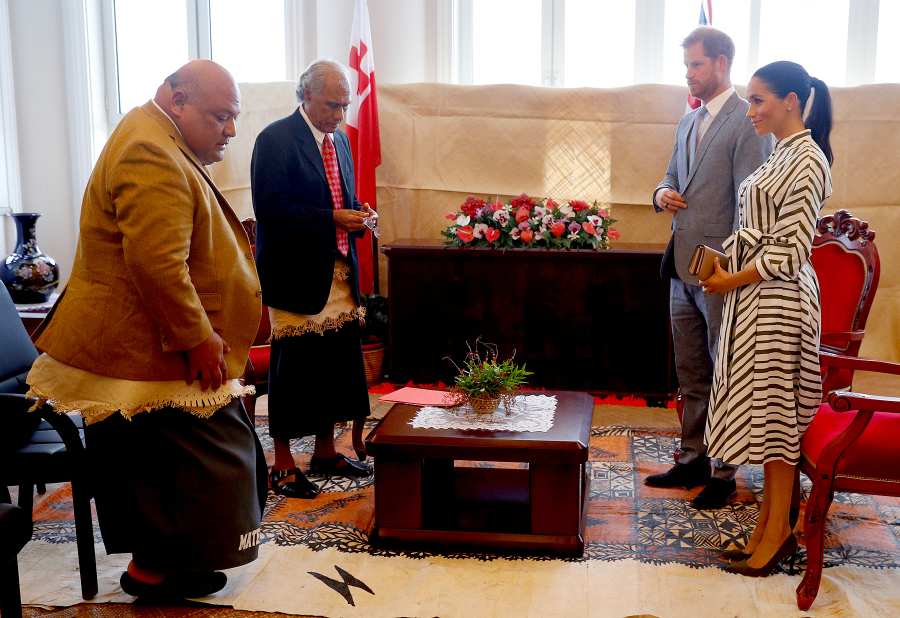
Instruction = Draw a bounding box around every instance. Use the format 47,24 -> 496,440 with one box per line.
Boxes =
382,240 -> 677,399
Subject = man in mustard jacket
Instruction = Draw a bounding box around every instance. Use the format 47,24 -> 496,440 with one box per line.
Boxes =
27,60 -> 264,600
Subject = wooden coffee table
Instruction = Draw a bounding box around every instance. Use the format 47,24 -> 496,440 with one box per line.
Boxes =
365,390 -> 592,555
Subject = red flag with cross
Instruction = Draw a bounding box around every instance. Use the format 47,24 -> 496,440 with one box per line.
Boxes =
347,0 -> 381,294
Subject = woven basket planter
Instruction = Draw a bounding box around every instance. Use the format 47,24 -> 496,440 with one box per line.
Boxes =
362,341 -> 385,385
468,394 -> 501,414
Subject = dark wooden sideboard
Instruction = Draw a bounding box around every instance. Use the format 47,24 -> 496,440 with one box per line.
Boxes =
382,240 -> 677,399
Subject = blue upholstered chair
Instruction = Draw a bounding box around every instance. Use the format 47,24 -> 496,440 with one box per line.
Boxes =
0,284 -> 97,599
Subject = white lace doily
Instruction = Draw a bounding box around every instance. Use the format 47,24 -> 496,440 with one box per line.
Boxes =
409,394 -> 557,432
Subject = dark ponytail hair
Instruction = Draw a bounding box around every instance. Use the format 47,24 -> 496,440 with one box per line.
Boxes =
752,61 -> 833,165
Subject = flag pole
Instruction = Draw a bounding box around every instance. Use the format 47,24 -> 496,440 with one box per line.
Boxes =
372,234 -> 380,294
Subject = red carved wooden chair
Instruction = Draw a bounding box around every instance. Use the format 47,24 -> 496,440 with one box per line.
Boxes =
811,209 -> 880,394
794,210 -> 889,609
796,352 -> 900,610
240,219 -> 271,422
675,210 -> 880,430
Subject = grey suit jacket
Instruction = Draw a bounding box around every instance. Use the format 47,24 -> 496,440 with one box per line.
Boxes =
655,92 -> 773,285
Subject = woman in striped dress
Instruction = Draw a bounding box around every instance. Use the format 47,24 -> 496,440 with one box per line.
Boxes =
700,61 -> 833,577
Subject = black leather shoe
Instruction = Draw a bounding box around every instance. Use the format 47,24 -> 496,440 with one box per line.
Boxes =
644,457 -> 710,489
691,478 -> 737,510
120,570 -> 227,599
270,467 -> 321,499
720,546 -> 751,562
309,453 -> 372,478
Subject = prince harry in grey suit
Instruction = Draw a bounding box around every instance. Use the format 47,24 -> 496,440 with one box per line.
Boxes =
646,27 -> 772,509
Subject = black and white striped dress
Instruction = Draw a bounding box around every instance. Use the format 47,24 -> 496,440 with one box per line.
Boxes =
706,129 -> 831,466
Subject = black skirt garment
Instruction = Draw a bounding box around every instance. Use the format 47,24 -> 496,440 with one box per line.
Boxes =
267,320 -> 370,441
85,399 -> 266,572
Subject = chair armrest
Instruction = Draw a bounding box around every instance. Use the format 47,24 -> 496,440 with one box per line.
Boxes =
820,351 -> 900,376
0,393 -> 41,452
34,403 -> 85,456
0,392 -> 32,413
820,330 -> 865,348
829,390 -> 900,414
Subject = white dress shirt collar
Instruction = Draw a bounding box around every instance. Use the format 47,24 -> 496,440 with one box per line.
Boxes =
702,86 -> 736,121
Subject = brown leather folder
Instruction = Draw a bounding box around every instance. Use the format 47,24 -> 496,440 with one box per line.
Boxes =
688,244 -> 728,280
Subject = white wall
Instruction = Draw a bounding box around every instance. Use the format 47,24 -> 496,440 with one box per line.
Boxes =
4,0 -> 432,280
312,0 -> 430,83
369,0 -> 431,83
8,0 -> 77,282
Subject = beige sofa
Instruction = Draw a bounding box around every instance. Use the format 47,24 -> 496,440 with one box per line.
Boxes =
212,81 -> 900,364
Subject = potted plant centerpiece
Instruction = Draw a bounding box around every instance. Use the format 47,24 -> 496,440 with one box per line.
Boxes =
448,340 -> 532,414
360,293 -> 388,385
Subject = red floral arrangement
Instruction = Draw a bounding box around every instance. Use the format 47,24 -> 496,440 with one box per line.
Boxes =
442,194 -> 619,249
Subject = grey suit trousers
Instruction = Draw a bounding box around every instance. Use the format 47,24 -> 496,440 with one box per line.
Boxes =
670,278 -> 736,480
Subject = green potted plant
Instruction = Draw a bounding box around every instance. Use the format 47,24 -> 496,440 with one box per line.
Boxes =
360,294 -> 388,385
448,340 -> 532,413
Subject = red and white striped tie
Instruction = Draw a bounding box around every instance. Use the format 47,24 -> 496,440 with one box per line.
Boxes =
322,134 -> 349,256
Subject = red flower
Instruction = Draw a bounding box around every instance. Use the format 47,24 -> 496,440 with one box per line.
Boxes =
545,198 -> 559,210
461,196 -> 486,217
445,213 -> 457,220
456,225 -> 474,243
515,206 -> 531,224
608,228 -> 620,240
583,222 -> 597,236
485,227 -> 501,243
520,228 -> 534,243
510,193 -> 535,210
550,221 -> 566,238
491,201 -> 503,212
570,199 -> 590,212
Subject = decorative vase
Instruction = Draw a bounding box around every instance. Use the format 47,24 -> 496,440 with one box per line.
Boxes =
1,212 -> 59,303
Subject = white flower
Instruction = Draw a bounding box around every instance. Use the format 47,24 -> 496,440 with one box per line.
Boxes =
533,206 -> 546,218
534,232 -> 544,241
587,215 -> 602,226
542,214 -> 553,226
493,210 -> 510,226
456,214 -> 471,226
510,227 -> 521,240
559,204 -> 574,217
473,223 -> 489,239
567,232 -> 580,241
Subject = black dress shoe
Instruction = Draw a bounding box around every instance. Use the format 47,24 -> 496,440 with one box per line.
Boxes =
309,453 -> 372,478
644,457 -> 710,488
720,546 -> 751,561
690,478 -> 737,509
270,467 -> 321,499
120,570 -> 227,599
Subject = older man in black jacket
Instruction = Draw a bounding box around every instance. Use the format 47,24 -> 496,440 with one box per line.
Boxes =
251,60 -> 374,499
